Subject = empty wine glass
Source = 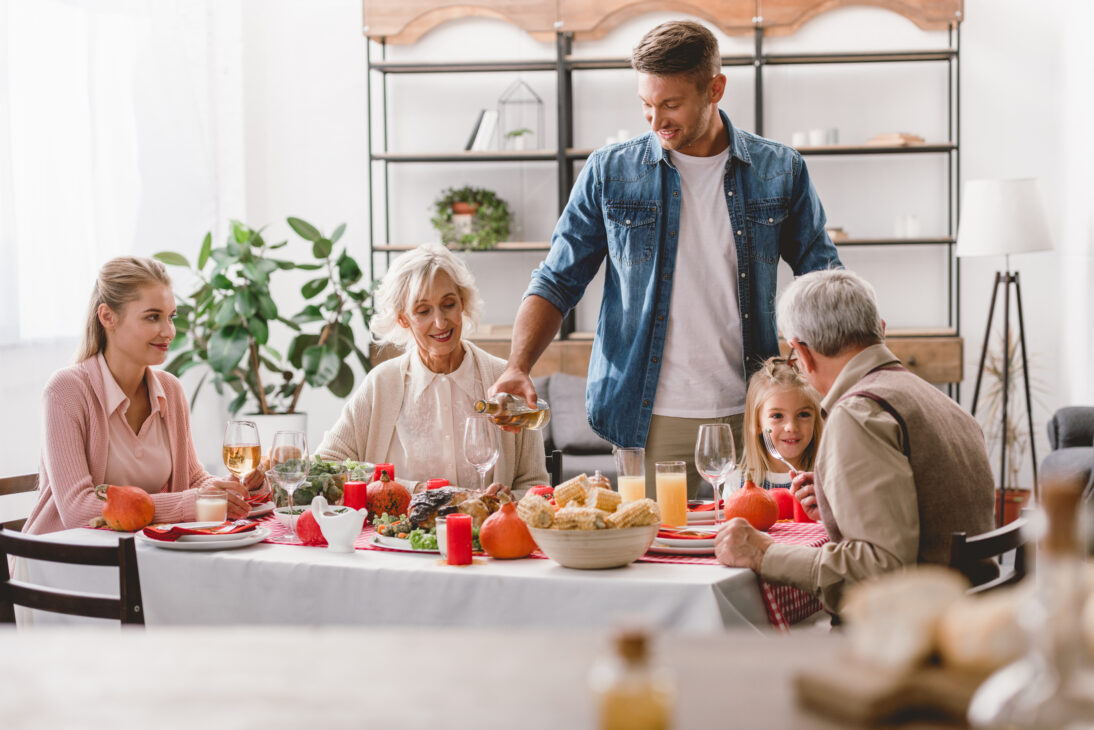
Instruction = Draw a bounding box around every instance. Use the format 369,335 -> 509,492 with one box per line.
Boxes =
222,420 -> 261,482
463,415 -> 499,491
268,431 -> 309,542
695,423 -> 736,524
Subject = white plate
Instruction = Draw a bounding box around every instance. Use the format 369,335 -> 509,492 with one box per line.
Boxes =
654,536 -> 716,548
647,541 -> 716,556
248,502 -> 275,518
138,526 -> 270,551
371,534 -> 438,554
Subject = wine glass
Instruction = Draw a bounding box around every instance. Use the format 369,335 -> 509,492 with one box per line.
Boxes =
463,415 -> 499,490
268,431 -> 309,542
223,420 -> 261,483
695,423 -> 736,524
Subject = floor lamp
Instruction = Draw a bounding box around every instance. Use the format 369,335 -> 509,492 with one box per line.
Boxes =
956,179 -> 1053,527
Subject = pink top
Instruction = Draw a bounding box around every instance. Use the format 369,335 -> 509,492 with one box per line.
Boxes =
23,356 -> 215,535
97,355 -> 173,491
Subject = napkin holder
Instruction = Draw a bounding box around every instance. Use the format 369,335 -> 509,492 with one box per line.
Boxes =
310,496 -> 366,553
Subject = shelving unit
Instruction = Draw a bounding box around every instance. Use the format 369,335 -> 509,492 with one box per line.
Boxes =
363,0 -> 964,385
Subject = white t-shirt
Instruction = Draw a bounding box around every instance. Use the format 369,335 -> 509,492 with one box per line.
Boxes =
652,147 -> 747,418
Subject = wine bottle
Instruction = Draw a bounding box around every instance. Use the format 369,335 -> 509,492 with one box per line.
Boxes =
589,626 -> 674,730
473,393 -> 551,430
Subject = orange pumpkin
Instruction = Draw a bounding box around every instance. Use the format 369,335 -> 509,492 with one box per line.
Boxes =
94,484 -> 155,531
724,480 -> 779,531
366,472 -> 411,518
479,502 -> 537,559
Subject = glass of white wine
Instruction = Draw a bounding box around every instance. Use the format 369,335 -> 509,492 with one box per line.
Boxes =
222,420 -> 261,482
268,431 -> 309,542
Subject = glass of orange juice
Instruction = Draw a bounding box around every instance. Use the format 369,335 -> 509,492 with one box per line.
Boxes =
613,447 -> 646,503
654,461 -> 688,527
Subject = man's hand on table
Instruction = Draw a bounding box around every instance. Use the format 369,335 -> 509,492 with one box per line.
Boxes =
790,471 -> 821,521
714,517 -> 773,572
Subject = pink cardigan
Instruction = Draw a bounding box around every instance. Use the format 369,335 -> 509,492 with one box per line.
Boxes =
23,357 -> 214,534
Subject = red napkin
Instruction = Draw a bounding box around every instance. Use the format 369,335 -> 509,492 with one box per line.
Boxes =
246,489 -> 271,506
689,500 -> 724,513
657,527 -> 718,540
142,520 -> 258,542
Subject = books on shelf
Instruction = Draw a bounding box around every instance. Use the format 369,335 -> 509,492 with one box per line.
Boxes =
866,132 -> 926,147
464,110 -> 486,151
470,109 -> 498,152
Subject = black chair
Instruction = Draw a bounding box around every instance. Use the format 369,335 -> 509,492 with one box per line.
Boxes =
543,449 -> 563,487
0,473 -> 38,532
949,516 -> 1030,594
0,525 -> 145,625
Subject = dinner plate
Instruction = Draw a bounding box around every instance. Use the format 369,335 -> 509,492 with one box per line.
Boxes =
248,502 -> 275,518
654,536 -> 716,548
137,526 -> 271,551
647,541 -> 716,556
371,534 -> 438,554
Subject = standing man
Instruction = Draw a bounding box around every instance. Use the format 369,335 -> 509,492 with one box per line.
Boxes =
490,21 -> 841,496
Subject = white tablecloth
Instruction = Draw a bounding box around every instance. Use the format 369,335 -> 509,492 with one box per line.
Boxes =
22,528 -> 773,632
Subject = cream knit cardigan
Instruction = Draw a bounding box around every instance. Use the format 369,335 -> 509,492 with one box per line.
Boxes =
317,342 -> 548,490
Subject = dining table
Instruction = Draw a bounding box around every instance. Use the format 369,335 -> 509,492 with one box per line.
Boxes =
20,519 -> 827,632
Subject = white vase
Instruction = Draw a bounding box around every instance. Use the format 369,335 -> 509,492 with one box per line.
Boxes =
244,412 -> 308,456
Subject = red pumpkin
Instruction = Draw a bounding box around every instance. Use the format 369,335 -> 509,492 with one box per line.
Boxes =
768,487 -> 796,521
296,510 -> 327,546
366,472 -> 411,518
95,484 -> 155,531
480,502 -> 537,559
724,480 -> 779,531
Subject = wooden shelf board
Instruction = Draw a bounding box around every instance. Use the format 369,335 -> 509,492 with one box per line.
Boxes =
764,49 -> 956,65
374,241 -> 550,253
370,60 -> 556,74
565,54 -> 754,70
835,236 -> 955,247
797,142 -> 956,155
372,150 -> 558,163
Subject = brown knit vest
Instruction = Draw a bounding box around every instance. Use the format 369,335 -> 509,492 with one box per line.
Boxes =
818,365 -> 997,575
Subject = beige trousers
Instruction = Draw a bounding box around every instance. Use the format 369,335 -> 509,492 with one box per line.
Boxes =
643,413 -> 744,499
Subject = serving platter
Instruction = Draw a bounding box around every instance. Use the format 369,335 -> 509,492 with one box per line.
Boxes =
371,534 -> 438,554
647,541 -> 717,556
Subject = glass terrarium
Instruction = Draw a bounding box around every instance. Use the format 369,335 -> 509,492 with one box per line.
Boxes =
498,79 -> 543,151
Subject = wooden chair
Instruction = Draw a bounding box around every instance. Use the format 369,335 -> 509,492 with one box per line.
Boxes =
543,449 -> 563,487
0,525 -> 145,625
949,515 -> 1030,594
0,473 -> 38,532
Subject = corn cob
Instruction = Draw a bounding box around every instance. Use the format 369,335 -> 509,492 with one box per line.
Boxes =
606,498 -> 661,528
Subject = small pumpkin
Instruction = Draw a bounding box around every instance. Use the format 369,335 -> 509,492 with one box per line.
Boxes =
768,487 -> 796,521
366,472 -> 411,518
479,502 -> 537,559
296,510 -> 327,546
724,480 -> 779,531
95,484 -> 155,531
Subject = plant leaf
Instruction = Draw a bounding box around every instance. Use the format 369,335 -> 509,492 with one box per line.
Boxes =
249,317 -> 269,345
330,223 -> 346,244
164,350 -> 193,375
338,255 -> 362,286
197,233 -> 213,269
208,325 -> 250,374
235,289 -> 257,318
312,238 -> 333,259
231,220 -> 251,243
304,344 -> 341,387
288,334 -> 320,368
301,277 -> 328,299
215,297 -> 241,326
227,389 -> 249,417
327,361 -> 354,397
257,293 -> 278,320
211,273 -> 234,290
291,304 -> 325,324
277,315 -> 302,332
295,263 -> 323,271
154,251 -> 190,268
287,217 -> 321,242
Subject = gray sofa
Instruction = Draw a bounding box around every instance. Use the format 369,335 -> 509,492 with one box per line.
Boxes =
533,373 -> 615,483
1042,406 -> 1094,501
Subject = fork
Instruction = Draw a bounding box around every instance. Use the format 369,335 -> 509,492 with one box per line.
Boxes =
761,428 -> 797,477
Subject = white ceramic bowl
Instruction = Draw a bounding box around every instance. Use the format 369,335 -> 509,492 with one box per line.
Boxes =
528,524 -> 659,570
273,505 -> 349,529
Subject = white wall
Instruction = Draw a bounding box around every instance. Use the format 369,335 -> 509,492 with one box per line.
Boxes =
2,0 -> 1089,490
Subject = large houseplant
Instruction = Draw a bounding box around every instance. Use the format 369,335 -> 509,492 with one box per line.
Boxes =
155,218 -> 374,416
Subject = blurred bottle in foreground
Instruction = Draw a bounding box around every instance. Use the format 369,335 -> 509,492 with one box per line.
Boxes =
474,393 -> 551,430
590,625 -> 674,730
968,476 -> 1094,727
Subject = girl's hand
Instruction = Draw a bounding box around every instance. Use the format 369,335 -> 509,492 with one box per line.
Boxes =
790,471 -> 820,521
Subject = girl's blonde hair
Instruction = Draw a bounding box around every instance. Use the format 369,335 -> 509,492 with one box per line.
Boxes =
370,243 -> 482,350
739,357 -> 824,482
77,256 -> 172,362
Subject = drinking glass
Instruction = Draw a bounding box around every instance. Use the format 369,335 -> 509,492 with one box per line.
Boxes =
613,446 -> 646,503
654,461 -> 688,527
222,420 -> 261,481
268,431 -> 309,542
694,424 -> 737,524
463,415 -> 499,490
195,485 -> 228,523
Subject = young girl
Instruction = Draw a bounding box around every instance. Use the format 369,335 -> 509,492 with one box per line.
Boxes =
730,357 -> 824,490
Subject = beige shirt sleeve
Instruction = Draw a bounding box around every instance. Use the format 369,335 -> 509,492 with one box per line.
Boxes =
760,397 -> 920,613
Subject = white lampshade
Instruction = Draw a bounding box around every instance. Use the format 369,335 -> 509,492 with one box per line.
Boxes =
955,178 -> 1054,258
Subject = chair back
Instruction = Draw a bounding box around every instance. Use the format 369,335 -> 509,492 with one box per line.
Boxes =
544,449 -> 563,487
0,473 -> 38,532
0,526 -> 144,625
949,515 -> 1029,594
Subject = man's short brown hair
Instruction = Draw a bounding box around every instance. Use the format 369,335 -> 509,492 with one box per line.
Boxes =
631,21 -> 721,89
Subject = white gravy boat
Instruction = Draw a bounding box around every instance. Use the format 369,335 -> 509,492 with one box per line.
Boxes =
310,495 -> 366,553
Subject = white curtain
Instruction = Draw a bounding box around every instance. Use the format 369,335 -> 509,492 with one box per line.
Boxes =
0,0 -> 227,345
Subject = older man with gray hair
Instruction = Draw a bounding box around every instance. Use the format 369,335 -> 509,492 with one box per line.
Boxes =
715,269 -> 996,614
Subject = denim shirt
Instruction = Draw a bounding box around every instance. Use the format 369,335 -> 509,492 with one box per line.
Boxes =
525,111 -> 842,447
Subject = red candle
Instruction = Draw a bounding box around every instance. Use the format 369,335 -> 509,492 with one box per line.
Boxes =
426,478 -> 449,490
792,495 -> 815,523
372,464 -> 394,482
344,481 -> 369,511
445,513 -> 473,566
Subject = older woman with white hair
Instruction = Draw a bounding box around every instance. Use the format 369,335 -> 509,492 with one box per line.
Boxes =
317,244 -> 548,490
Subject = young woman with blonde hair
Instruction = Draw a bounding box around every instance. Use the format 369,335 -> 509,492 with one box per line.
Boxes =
23,256 -> 262,534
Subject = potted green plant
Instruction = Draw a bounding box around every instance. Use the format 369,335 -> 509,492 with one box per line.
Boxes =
431,186 -> 512,251
505,127 -> 533,151
154,218 -> 375,430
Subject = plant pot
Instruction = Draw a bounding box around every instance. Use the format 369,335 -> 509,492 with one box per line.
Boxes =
995,487 -> 1032,525
450,201 -> 480,215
